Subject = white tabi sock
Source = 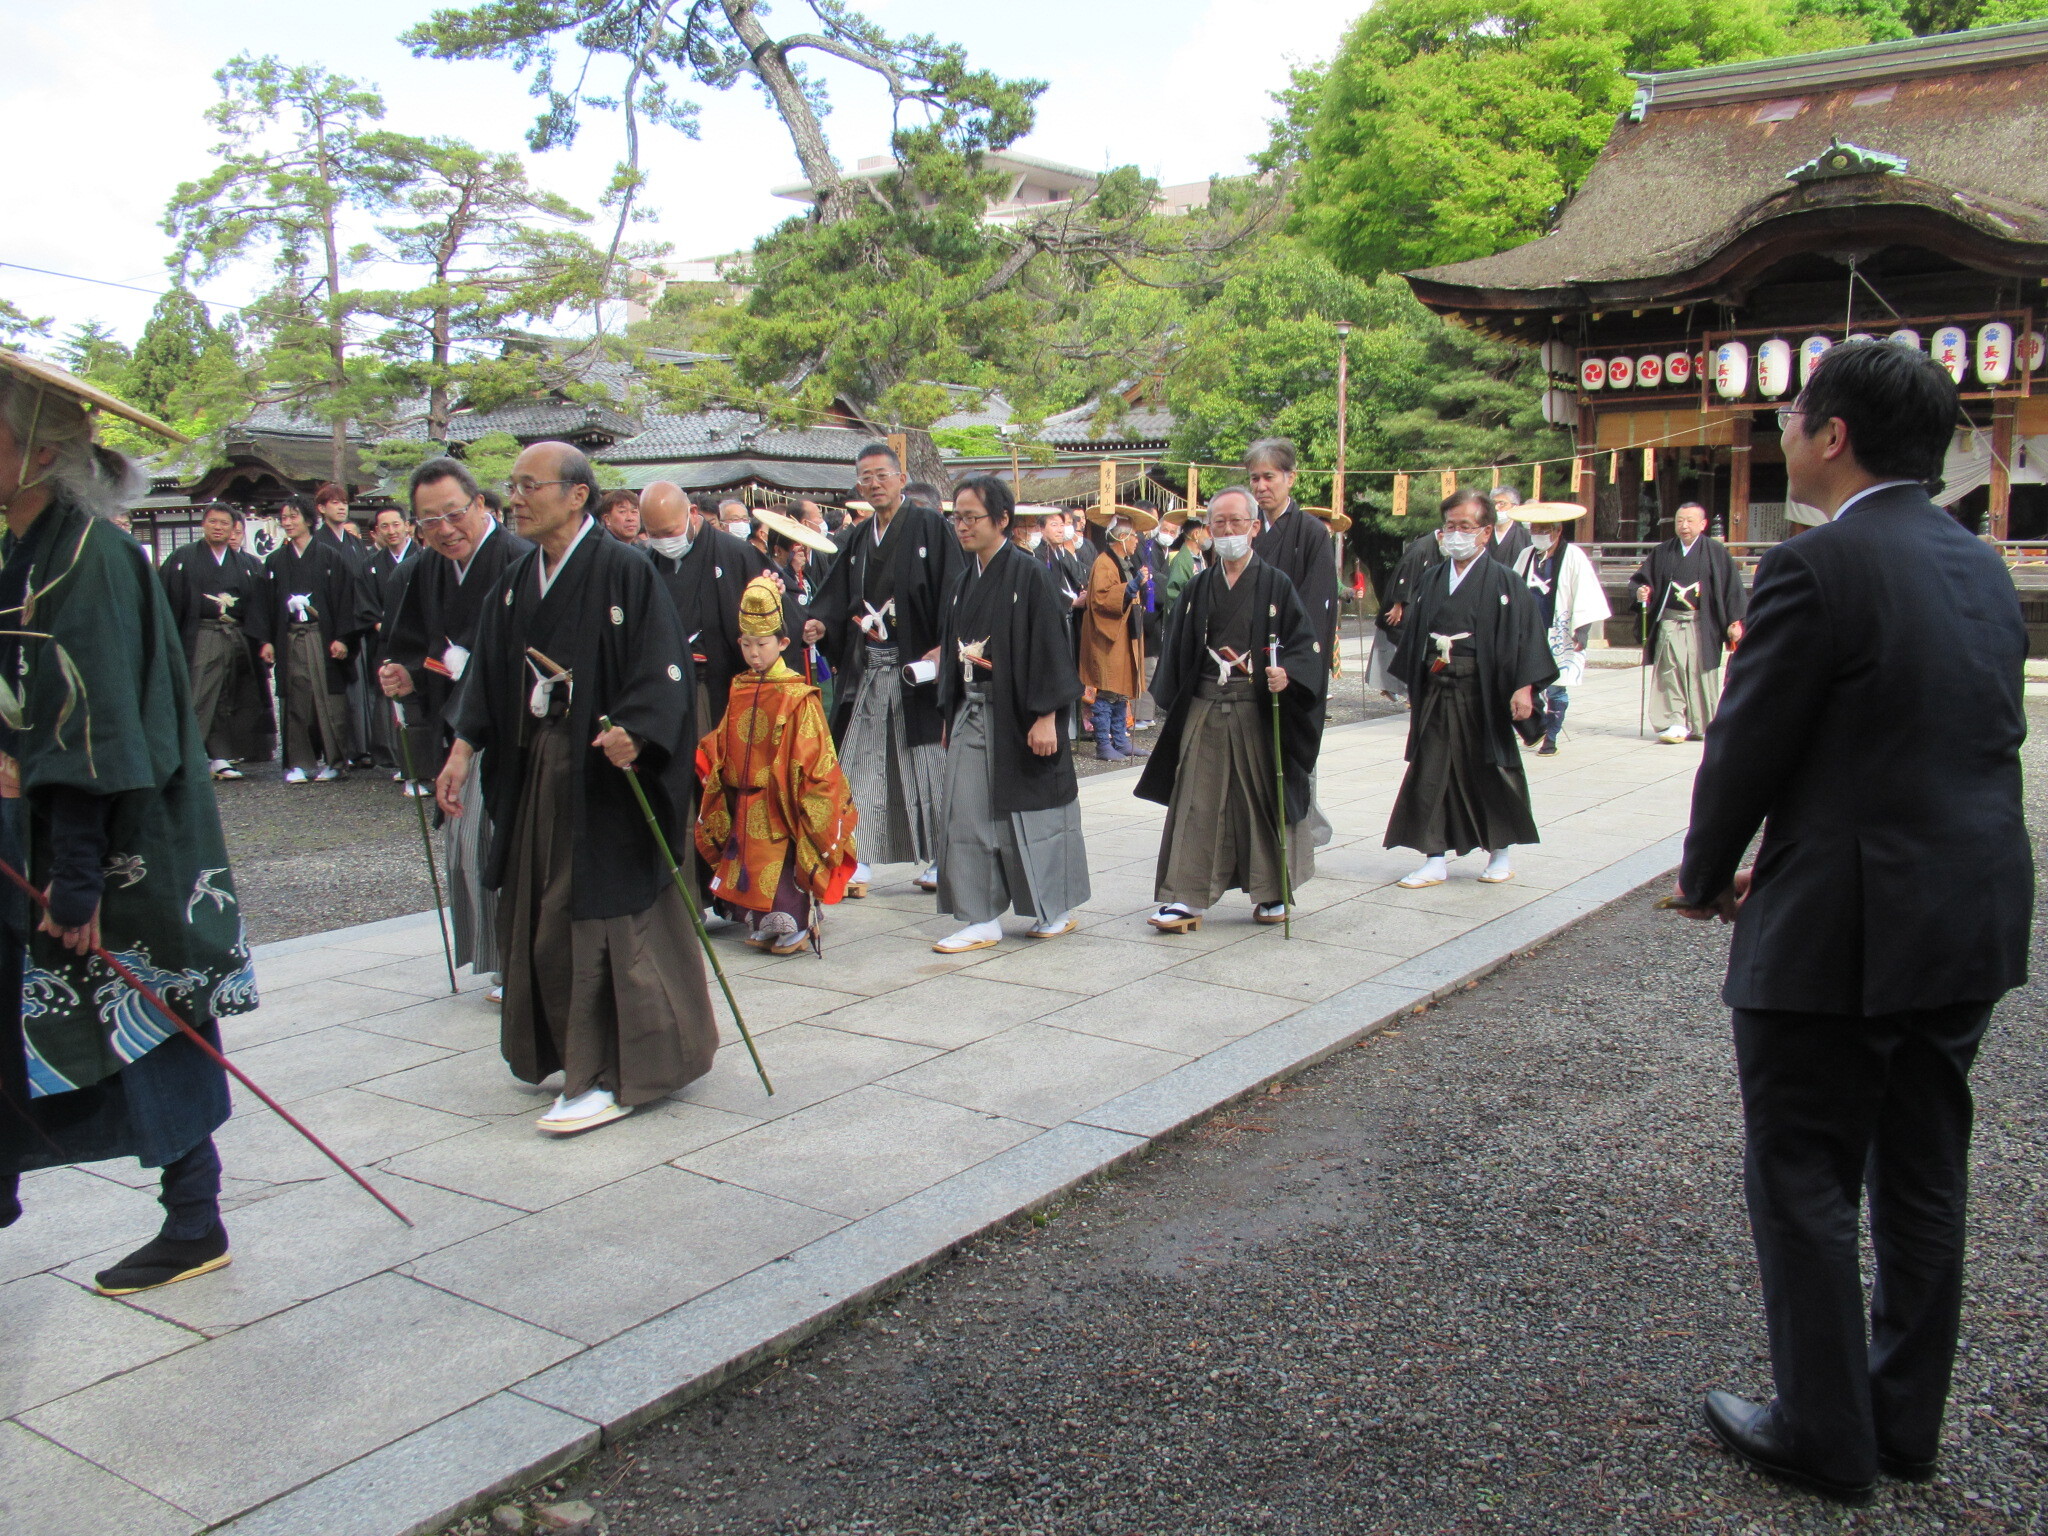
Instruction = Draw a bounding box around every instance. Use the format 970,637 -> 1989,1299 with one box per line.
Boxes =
853,862 -> 872,884
1484,848 -> 1513,880
1401,856 -> 1448,887
938,919 -> 1001,947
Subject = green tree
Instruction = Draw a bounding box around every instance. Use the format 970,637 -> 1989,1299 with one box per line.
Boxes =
1284,0 -> 1840,280
358,136 -> 609,442
54,320 -> 131,386
1,297 -> 51,348
165,55 -> 414,485
128,289 -> 218,418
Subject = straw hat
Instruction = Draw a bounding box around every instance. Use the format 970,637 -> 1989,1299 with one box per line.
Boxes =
1010,503 -> 1059,522
752,503 -> 836,553
0,348 -> 189,443
1084,502 -> 1160,534
846,500 -> 875,514
1160,506 -> 1207,527
1301,504 -> 1353,535
1506,501 -> 1589,524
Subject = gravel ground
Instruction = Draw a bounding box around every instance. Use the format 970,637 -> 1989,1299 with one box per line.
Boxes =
460,705 -> 2048,1536
215,769 -> 436,944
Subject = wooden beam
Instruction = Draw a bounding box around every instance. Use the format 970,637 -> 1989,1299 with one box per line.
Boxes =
1990,400 -> 2015,540
1728,414 -> 1753,545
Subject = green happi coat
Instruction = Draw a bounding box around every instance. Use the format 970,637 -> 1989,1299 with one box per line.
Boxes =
5,498 -> 255,1106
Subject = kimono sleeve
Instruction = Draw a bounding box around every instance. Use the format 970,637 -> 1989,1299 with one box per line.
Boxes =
600,554 -> 693,773
1016,563 -> 1083,719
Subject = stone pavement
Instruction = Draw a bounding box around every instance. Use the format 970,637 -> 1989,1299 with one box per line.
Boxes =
1,664 -> 1701,1536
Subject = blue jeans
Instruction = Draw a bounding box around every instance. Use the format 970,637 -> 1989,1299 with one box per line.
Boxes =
1541,684 -> 1569,743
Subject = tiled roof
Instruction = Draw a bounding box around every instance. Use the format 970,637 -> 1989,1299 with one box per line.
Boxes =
605,408 -> 872,464
1039,400 -> 1175,446
930,387 -> 1014,432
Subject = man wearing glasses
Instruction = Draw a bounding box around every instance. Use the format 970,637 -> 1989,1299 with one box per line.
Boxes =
804,442 -> 961,896
1630,500 -> 1746,744
378,457 -> 533,984
436,442 -> 715,1136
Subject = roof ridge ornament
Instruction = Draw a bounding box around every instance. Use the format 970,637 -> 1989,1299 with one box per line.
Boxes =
1787,137 -> 1908,184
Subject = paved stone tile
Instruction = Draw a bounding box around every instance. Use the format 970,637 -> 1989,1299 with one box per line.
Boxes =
20,1272 -> 578,1526
210,1084 -> 481,1186
331,923 -> 461,958
213,1392 -> 598,1536
883,1023 -> 1184,1127
229,1024 -> 451,1104
347,952 -> 496,998
1355,873 -> 1549,920
714,971 -> 865,1040
359,1045 -> 557,1119
0,1273 -> 199,1416
0,1421 -> 199,1535
675,1023 -> 937,1119
219,977 -> 424,1050
1040,973 -> 1299,1056
346,992 -> 504,1052
1164,932 -> 1406,1002
405,1166 -> 842,1344
251,943 -> 386,993
808,972 -> 1072,1049
59,1173 -> 523,1336
965,931 -> 1185,995
721,930 -> 984,994
1075,903 -> 1265,949
676,1085 -> 1037,1218
381,1100 -> 758,1212
808,898 -> 928,941
0,1167 -> 164,1285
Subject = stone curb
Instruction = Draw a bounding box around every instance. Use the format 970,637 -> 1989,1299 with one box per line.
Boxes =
213,833 -> 1686,1536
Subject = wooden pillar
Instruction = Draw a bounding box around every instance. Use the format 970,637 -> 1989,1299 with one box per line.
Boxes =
1727,414 -> 1753,546
1990,400 -> 2015,541
1573,455 -> 1595,545
1618,445 -> 1645,542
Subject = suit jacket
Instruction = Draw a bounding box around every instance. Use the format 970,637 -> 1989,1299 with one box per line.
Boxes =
1677,484 -> 2030,1015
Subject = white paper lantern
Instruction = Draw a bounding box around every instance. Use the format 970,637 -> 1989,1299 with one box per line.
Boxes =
1756,339 -> 1793,399
1541,388 -> 1577,426
1888,328 -> 1921,351
1931,326 -> 1967,383
1636,354 -> 1663,388
1846,332 -> 1875,345
1607,356 -> 1634,389
1798,335 -> 1833,387
1976,322 -> 2013,385
1665,351 -> 1693,385
1714,341 -> 1749,400
1540,339 -> 1574,376
2020,331 -> 2046,373
1580,357 -> 1607,391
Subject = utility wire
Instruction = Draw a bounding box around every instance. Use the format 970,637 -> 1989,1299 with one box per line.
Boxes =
0,260 -> 255,315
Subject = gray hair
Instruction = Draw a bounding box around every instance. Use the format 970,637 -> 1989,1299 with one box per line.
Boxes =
1207,485 -> 1258,521
0,373 -> 146,519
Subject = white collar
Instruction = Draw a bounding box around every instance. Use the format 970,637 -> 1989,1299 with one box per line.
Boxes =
209,544 -> 230,564
453,517 -> 496,583
1831,479 -> 1918,521
1446,556 -> 1481,594
537,516 -> 595,598
1678,535 -> 1700,556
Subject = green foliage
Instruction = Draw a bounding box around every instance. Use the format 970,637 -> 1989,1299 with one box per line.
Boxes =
621,280 -> 738,353
930,425 -> 1008,457
0,296 -> 49,347
127,290 -> 217,418
54,321 -> 131,385
1285,0 -> 1864,280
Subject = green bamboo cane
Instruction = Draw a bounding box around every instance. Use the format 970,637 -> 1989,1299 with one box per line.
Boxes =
1268,643 -> 1293,939
598,714 -> 773,1096
393,701 -> 459,996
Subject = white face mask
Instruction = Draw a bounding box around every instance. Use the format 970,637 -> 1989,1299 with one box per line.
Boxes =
727,520 -> 750,539
1019,530 -> 1042,550
1531,532 -> 1556,554
1211,532 -> 1252,563
648,534 -> 692,559
1440,528 -> 1482,561
1153,527 -> 1173,544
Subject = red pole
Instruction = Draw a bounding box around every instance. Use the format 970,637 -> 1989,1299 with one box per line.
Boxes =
0,858 -> 413,1227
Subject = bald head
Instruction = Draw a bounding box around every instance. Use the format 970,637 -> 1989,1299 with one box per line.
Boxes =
640,480 -> 697,540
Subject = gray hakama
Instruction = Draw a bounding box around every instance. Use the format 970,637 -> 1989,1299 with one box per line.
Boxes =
496,717 -> 717,1105
188,618 -> 249,762
841,642 -> 945,865
1155,676 -> 1312,909
282,621 -> 348,771
937,688 -> 1090,923
1655,613 -> 1722,731
446,758 -> 501,974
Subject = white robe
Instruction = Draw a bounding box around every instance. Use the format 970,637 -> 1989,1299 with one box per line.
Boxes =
1512,542 -> 1612,688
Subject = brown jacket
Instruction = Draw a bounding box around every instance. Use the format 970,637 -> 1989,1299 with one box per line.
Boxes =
1081,548 -> 1144,697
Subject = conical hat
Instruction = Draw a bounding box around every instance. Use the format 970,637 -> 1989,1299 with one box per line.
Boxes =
752,503 -> 835,553
0,348 -> 189,443
1300,504 -> 1353,534
1084,502 -> 1159,533
1507,501 -> 1590,524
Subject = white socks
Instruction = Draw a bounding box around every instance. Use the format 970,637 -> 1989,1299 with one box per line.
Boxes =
1400,856 -> 1447,887
1483,848 -> 1514,881
1027,910 -> 1073,937
853,862 -> 872,883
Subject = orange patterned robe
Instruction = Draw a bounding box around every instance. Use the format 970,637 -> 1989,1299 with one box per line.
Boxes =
694,660 -> 858,912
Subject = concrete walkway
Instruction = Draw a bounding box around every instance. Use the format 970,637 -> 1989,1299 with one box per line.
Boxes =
1,665 -> 1699,1536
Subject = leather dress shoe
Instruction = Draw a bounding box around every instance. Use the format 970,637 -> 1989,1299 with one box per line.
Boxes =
1702,1391 -> 1875,1505
1879,1449 -> 1939,1483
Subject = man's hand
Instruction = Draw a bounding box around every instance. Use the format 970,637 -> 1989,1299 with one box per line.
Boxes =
1265,665 -> 1289,694
1070,588 -> 1087,610
328,639 -> 348,661
436,740 -> 474,820
1728,620 -> 1744,644
1384,602 -> 1404,627
1510,685 -> 1535,721
1027,713 -> 1058,757
1671,868 -> 1751,923
378,661 -> 414,699
803,618 -> 824,644
259,643 -> 275,665
594,723 -> 639,770
39,900 -> 100,958
1635,584 -> 1652,606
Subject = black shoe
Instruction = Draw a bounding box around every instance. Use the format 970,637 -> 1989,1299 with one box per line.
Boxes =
1536,738 -> 1558,756
94,1223 -> 232,1296
1702,1392 -> 1874,1505
1879,1450 -> 1939,1483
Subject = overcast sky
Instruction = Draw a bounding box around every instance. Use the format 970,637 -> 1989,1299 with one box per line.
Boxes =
5,0 -> 1363,347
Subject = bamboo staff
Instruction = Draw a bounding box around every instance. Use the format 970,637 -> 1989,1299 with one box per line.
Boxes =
393,700 -> 458,995
1268,641 -> 1293,939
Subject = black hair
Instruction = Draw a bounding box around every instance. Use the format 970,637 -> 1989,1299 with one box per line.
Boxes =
597,489 -> 641,517
823,506 -> 846,532
1244,437 -> 1298,475
408,455 -> 480,509
953,472 -> 1015,531
544,441 -> 601,515
1440,487 -> 1496,526
1794,340 -> 1959,484
373,505 -> 409,526
282,492 -> 319,523
903,480 -> 943,511
479,488 -> 505,515
855,441 -> 902,471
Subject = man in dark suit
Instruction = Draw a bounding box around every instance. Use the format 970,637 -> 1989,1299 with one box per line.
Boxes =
1672,341 -> 2030,1504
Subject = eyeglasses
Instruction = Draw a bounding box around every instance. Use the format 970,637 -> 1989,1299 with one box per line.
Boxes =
945,511 -> 991,528
855,469 -> 900,485
505,478 -> 572,497
1774,408 -> 1805,432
